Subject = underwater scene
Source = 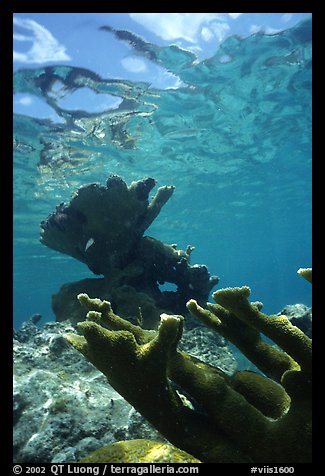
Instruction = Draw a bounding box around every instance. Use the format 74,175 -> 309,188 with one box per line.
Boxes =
13,13 -> 312,464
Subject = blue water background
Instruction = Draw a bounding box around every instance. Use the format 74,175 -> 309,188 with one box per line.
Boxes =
13,19 -> 312,328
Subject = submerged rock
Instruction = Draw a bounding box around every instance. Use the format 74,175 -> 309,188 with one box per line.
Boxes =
179,326 -> 236,375
13,321 -> 161,463
278,303 -> 312,337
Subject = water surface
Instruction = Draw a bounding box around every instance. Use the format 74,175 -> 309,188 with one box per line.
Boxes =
13,18 -> 312,327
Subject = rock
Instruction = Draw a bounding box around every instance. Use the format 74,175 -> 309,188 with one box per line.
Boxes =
180,327 -> 237,375
14,321 -> 40,343
13,321 -> 163,463
278,304 -> 312,337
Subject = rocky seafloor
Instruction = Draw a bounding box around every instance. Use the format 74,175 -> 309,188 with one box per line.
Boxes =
13,316 -> 236,463
13,303 -> 311,464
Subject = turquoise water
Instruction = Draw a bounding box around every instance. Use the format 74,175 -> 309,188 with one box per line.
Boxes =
13,19 -> 312,328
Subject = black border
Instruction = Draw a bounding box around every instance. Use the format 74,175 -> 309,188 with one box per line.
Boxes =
6,2 -> 317,470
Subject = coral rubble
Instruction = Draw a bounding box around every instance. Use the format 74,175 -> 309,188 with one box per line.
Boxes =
66,274 -> 312,463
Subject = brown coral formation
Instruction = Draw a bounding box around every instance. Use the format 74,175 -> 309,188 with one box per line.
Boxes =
41,176 -> 218,328
40,176 -> 174,275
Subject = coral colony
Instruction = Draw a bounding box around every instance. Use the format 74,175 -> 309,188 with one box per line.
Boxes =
40,176 -> 218,328
40,176 -> 311,463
